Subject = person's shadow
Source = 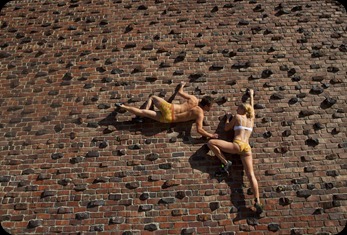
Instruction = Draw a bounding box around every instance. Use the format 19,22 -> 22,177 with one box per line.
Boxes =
188,114 -> 257,222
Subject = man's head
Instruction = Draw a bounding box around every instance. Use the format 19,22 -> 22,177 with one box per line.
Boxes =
199,96 -> 214,111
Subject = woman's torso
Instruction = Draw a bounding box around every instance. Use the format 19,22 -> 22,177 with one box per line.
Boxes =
233,114 -> 253,142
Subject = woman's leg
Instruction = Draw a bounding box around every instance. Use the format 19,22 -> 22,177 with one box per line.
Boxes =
207,139 -> 240,165
241,152 -> 262,213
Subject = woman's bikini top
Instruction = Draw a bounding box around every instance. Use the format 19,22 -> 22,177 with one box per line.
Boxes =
233,117 -> 253,132
234,125 -> 253,132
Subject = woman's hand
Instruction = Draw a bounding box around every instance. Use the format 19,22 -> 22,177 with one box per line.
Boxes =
249,89 -> 254,96
224,113 -> 233,123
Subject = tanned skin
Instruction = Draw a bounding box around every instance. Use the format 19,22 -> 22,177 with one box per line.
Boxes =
119,82 -> 218,139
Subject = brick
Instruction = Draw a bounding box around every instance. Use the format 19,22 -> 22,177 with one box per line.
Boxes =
57,207 -> 73,214
268,223 -> 280,232
27,220 -> 42,228
109,217 -> 125,224
14,203 -> 27,210
138,205 -> 153,212
87,200 -> 105,208
144,223 -> 158,231
75,212 -> 90,220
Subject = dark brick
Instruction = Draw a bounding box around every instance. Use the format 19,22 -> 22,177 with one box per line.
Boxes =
145,153 -> 159,161
138,205 -> 153,212
333,194 -> 347,200
87,200 -> 105,208
209,202 -> 220,211
90,225 -> 103,232
57,207 -> 73,214
158,197 -> 175,204
0,176 -> 11,182
171,209 -> 188,216
326,170 -> 339,177
197,214 -> 211,221
27,220 -> 43,228
109,217 -> 125,224
126,182 -> 139,189
181,228 -> 196,235
268,223 -> 280,232
296,190 -> 311,198
144,224 -> 157,231
76,212 -> 90,220
86,151 -> 100,158
247,217 -> 259,226
51,153 -> 64,160
14,203 -> 27,210
41,190 -> 55,198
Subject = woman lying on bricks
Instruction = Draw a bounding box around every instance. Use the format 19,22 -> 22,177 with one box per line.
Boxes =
207,89 -> 263,214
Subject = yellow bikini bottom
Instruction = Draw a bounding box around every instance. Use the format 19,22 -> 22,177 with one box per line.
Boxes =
159,101 -> 174,123
234,139 -> 251,154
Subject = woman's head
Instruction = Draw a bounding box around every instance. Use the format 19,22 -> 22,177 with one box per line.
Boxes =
199,96 -> 214,111
237,103 -> 254,118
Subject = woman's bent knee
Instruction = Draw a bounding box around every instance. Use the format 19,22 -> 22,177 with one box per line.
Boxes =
207,139 -> 217,148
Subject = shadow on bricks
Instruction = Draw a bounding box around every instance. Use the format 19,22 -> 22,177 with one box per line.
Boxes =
98,107 -> 201,142
98,110 -> 170,137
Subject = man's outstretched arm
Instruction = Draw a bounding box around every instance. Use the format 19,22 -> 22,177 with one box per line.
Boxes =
195,112 -> 218,139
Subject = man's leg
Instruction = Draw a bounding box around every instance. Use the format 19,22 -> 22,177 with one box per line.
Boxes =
148,95 -> 169,109
120,104 -> 163,122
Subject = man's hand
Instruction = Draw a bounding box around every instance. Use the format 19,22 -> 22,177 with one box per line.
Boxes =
210,133 -> 219,139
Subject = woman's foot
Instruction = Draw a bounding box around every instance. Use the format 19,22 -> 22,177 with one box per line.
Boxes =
254,199 -> 264,214
221,160 -> 232,174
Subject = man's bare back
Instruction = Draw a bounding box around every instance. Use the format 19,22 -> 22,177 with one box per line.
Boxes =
172,95 -> 200,122
117,82 -> 218,138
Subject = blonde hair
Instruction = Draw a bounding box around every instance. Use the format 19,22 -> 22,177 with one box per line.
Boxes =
240,103 -> 254,119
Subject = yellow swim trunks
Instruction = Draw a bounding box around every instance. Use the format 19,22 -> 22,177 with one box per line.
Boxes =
158,101 -> 174,123
233,139 -> 251,154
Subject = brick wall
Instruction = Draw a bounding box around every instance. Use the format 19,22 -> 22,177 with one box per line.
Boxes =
0,0 -> 346,234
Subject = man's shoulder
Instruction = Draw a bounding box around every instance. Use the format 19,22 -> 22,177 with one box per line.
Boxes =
191,105 -> 203,112
191,106 -> 204,117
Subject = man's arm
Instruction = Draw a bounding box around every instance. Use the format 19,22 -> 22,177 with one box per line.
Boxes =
195,111 -> 218,139
177,82 -> 194,100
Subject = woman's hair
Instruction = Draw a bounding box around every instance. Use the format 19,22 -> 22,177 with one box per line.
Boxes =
199,96 -> 214,107
240,103 -> 254,118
